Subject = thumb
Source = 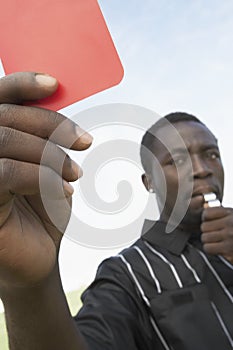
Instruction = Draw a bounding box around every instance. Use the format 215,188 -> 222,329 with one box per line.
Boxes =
0,72 -> 58,104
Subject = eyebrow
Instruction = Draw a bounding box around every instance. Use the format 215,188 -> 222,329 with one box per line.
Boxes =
199,144 -> 220,151
169,144 -> 220,154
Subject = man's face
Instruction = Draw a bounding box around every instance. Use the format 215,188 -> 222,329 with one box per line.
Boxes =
148,121 -> 224,229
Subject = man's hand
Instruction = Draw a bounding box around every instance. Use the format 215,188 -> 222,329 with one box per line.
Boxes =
201,206 -> 233,264
0,72 -> 93,291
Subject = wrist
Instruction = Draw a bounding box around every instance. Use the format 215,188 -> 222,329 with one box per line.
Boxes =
0,263 -> 60,304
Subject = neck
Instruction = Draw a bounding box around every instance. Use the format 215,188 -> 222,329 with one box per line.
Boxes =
176,221 -> 202,234
159,212 -> 202,234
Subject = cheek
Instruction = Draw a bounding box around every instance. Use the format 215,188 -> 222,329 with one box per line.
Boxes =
213,162 -> 224,183
155,169 -> 179,198
216,166 -> 225,195
163,166 -> 183,187
219,165 -> 224,181
165,174 -> 179,192
152,165 -> 190,201
163,167 -> 192,203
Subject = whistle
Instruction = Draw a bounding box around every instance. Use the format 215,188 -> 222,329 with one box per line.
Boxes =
203,193 -> 221,207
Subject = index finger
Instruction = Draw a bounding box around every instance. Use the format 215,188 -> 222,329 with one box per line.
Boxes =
0,104 -> 93,150
0,72 -> 93,150
202,206 -> 231,221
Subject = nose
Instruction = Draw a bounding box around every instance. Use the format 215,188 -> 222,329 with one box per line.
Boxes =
191,155 -> 213,179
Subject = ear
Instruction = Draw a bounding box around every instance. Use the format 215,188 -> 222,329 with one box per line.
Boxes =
141,173 -> 154,193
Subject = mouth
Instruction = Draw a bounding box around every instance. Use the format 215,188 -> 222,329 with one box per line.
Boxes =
192,186 -> 219,199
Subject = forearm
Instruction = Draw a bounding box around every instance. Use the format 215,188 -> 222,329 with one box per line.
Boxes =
1,266 -> 88,350
0,72 -> 92,350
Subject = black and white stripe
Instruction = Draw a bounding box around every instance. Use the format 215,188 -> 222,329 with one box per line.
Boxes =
144,241 -> 183,288
181,253 -> 201,283
118,254 -> 171,350
133,246 -> 162,293
196,248 -> 233,304
119,241 -> 233,349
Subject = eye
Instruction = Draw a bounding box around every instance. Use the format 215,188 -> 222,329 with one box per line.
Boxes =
206,150 -> 220,160
174,157 -> 185,166
168,155 -> 187,166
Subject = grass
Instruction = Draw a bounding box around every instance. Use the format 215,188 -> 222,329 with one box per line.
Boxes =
0,288 -> 84,350
0,311 -> 8,350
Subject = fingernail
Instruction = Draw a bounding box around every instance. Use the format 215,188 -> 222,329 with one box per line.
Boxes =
71,160 -> 83,178
76,126 -> 93,145
63,181 -> 74,196
35,74 -> 58,87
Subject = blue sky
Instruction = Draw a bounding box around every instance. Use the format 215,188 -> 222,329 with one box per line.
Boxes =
1,1 -> 233,298
72,0 -> 233,144
57,0 -> 233,292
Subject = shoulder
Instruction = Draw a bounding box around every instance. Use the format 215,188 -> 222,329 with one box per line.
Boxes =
92,238 -> 144,284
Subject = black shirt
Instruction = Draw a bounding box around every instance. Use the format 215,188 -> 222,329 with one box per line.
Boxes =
75,221 -> 233,350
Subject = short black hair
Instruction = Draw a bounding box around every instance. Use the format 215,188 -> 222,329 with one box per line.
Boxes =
140,112 -> 205,173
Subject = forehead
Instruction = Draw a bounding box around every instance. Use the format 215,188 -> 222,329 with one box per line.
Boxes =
152,121 -> 218,157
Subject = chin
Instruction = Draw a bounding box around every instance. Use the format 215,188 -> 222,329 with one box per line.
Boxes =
161,205 -> 202,231
182,207 -> 203,228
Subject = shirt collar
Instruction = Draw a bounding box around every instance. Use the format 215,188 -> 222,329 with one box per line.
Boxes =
141,220 -> 193,255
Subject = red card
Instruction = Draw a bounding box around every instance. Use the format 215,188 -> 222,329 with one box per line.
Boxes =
0,0 -> 124,110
